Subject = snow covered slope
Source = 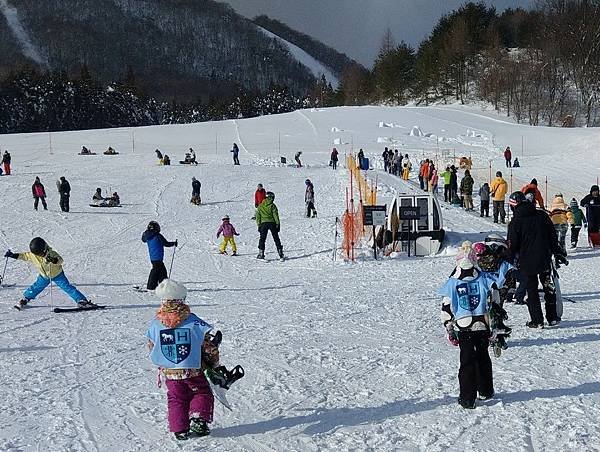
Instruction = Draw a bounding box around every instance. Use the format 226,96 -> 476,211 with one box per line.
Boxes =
257,26 -> 339,88
0,106 -> 599,451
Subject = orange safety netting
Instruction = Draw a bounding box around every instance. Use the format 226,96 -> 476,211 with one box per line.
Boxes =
341,155 -> 378,260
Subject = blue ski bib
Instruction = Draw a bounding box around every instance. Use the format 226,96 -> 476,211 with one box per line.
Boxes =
146,313 -> 212,369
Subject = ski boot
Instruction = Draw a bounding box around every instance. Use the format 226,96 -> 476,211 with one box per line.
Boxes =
277,247 -> 285,260
478,392 -> 494,401
174,430 -> 190,441
14,298 -> 30,310
231,251 -> 237,256
458,398 -> 475,409
205,365 -> 245,390
257,250 -> 265,260
190,418 -> 210,437
77,300 -> 98,310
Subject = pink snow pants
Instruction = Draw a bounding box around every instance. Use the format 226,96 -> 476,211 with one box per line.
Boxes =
165,375 -> 214,432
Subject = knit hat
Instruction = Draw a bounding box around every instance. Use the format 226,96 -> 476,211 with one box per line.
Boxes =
531,178 -> 538,185
222,215 -> 230,221
496,171 -> 502,177
456,241 -> 478,270
591,185 -> 599,193
155,279 -> 187,302
570,198 -> 578,209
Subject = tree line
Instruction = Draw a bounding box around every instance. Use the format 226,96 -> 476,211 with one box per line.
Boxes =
337,0 -> 600,127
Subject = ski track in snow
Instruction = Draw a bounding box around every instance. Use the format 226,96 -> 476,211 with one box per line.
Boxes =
0,106 -> 599,451
0,0 -> 47,67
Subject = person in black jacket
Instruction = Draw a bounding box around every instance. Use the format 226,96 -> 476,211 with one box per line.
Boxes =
507,191 -> 568,328
191,177 -> 201,205
57,177 -> 71,212
2,151 -> 11,175
580,185 -> 600,234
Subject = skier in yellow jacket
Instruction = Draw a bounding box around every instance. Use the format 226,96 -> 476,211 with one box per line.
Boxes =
4,237 -> 95,310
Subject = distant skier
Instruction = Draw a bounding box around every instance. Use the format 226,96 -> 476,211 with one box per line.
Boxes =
439,241 -> 507,409
521,178 -> 545,209
256,191 -> 284,260
430,168 -> 439,194
191,177 -> 201,205
295,151 -> 303,168
92,187 -> 104,206
32,177 -> 48,211
57,176 -> 71,212
479,183 -> 490,217
548,193 -> 569,253
581,184 -> 600,247
567,198 -> 586,248
254,183 -> 266,208
490,171 -> 508,224
5,237 -> 95,310
189,148 -> 197,164
231,143 -> 240,165
449,165 -> 458,203
507,191 -> 568,328
441,166 -> 452,202
402,154 -> 411,181
305,179 -> 317,218
217,215 -> 239,255
2,150 -> 11,175
330,148 -> 339,170
162,154 -> 171,166
512,157 -> 520,167
357,149 -> 365,169
155,149 -> 163,162
146,279 -> 215,440
503,146 -> 512,167
460,170 -> 474,211
142,221 -> 177,290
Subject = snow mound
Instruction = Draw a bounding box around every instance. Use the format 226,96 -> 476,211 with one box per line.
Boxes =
409,126 -> 424,137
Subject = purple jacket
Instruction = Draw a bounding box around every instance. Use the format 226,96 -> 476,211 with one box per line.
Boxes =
217,223 -> 238,237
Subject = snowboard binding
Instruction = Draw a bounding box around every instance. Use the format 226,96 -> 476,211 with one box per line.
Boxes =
205,365 -> 245,390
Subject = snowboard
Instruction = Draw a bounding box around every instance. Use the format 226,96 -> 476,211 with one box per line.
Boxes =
488,299 -> 511,357
204,365 -> 245,411
53,305 -> 106,313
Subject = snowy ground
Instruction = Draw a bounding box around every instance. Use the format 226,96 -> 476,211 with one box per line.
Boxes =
0,106 -> 599,451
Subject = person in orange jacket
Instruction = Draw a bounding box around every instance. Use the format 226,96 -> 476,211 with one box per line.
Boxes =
521,179 -> 545,209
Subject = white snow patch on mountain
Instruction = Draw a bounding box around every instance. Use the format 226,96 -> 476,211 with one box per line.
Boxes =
257,25 -> 339,88
0,0 -> 47,67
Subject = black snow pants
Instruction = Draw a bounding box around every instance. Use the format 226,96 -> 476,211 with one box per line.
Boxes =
258,222 -> 282,251
147,261 -> 168,290
34,196 -> 47,210
525,270 -> 558,324
60,194 -> 70,212
458,330 -> 493,403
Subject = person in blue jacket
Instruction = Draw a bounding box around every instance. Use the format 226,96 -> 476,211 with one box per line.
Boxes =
142,221 -> 177,290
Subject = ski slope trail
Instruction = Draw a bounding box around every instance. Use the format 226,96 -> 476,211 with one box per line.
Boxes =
0,106 -> 599,451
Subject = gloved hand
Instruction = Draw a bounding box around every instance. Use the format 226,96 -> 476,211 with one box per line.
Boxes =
45,256 -> 59,264
216,234 -> 220,239
175,240 -> 178,247
555,253 -> 569,268
4,250 -> 17,259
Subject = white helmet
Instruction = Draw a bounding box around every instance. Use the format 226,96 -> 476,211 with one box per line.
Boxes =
155,279 -> 187,301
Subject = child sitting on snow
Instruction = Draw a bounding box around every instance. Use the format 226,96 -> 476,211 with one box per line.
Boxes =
216,215 -> 239,255
439,241 -> 511,409
146,279 -> 216,440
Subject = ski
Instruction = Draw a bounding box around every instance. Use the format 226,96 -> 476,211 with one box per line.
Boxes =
53,305 -> 106,313
133,285 -> 150,293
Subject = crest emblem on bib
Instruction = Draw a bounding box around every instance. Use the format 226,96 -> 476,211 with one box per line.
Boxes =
457,282 -> 481,311
160,328 -> 191,364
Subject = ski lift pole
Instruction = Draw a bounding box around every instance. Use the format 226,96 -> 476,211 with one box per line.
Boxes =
168,245 -> 177,279
0,257 -> 8,286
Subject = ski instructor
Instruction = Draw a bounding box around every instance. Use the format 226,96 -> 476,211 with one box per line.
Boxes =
142,221 -> 178,290
507,191 -> 568,328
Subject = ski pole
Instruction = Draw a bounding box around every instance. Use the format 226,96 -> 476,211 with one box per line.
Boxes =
168,245 -> 177,279
0,257 -> 8,286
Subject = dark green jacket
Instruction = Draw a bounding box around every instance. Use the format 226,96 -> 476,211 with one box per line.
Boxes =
256,198 -> 280,226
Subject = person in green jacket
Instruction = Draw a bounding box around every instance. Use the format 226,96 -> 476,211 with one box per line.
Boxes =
567,198 -> 587,248
440,166 -> 452,202
255,192 -> 284,259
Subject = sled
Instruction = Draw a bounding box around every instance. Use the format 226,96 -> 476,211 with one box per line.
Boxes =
89,203 -> 122,208
103,151 -> 119,155
78,152 -> 97,156
179,160 -> 198,165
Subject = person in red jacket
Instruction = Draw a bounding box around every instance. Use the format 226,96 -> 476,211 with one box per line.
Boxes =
32,177 -> 47,211
503,146 -> 512,168
521,179 -> 545,209
255,183 -> 266,208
